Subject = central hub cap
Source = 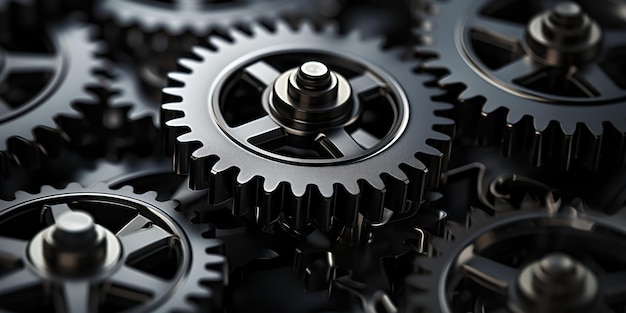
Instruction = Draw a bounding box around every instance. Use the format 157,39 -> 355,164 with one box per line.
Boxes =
30,209 -> 121,277
270,61 -> 353,132
515,253 -> 598,312
525,2 -> 602,66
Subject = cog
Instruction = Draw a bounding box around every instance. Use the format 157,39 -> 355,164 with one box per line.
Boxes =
0,182 -> 225,312
418,0 -> 626,171
0,20 -> 106,172
295,207 -> 447,313
405,201 -> 626,312
161,20 -> 453,233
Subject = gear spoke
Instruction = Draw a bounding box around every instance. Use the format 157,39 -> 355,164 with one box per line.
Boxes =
0,236 -> 28,262
231,115 -> 283,142
578,65 -> 622,96
318,128 -> 365,158
349,72 -> 384,96
493,57 -> 537,82
242,61 -> 281,90
115,214 -> 152,237
118,224 -> 174,257
461,253 -> 517,294
5,52 -> 59,74
41,204 -> 73,226
601,271 -> 626,302
60,281 -> 93,313
0,267 -> 41,297
471,16 -> 526,42
109,265 -> 169,298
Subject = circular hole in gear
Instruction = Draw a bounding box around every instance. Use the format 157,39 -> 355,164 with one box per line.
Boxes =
216,52 -> 406,164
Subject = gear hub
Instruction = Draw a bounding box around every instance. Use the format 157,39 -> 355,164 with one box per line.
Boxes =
526,2 -> 602,66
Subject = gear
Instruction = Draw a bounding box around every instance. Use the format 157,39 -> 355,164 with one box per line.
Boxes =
0,182 -> 226,312
0,20 -> 106,172
405,201 -> 626,313
418,0 -> 626,171
161,20 -> 452,233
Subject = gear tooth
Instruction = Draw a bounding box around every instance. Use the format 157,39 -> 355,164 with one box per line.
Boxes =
275,20 -> 293,34
445,220 -> 467,237
167,73 -> 189,85
358,179 -> 385,223
208,35 -> 232,51
481,99 -> 500,115
189,45 -> 215,60
322,22 -> 339,36
299,21 -> 316,35
162,87 -> 185,99
14,190 -> 31,198
262,177 -> 282,194
178,57 -> 202,72
176,132 -> 197,144
316,183 -> 334,199
586,121 -> 604,137
166,117 -> 189,128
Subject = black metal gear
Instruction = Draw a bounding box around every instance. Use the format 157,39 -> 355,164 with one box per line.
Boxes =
405,201 -> 626,313
0,182 -> 226,312
418,0 -> 626,171
161,20 -> 453,233
0,20 -> 106,173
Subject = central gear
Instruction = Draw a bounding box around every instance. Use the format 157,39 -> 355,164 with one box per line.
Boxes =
405,202 -> 626,313
418,0 -> 626,170
0,183 -> 225,312
161,21 -> 452,232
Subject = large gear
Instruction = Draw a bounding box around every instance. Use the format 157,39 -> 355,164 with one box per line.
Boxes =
0,20 -> 106,172
418,0 -> 626,171
405,201 -> 626,312
161,20 -> 453,233
0,182 -> 225,312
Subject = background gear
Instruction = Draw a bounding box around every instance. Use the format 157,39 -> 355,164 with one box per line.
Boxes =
0,20 -> 106,173
405,201 -> 626,313
418,0 -> 626,171
0,183 -> 225,312
161,20 -> 452,233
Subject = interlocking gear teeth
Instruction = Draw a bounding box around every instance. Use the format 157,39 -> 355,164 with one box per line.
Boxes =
0,182 -> 226,312
0,21 -> 107,172
162,20 -> 452,232
417,0 -> 626,171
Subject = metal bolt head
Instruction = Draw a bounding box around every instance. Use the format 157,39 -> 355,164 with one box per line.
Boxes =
539,253 -> 577,280
550,2 -> 584,28
52,211 -> 98,249
296,61 -> 332,90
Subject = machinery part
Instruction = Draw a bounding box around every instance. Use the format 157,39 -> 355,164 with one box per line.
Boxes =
294,207 -> 446,313
405,201 -> 626,312
0,20 -> 106,172
418,0 -> 626,170
0,183 -> 225,312
161,20 -> 452,233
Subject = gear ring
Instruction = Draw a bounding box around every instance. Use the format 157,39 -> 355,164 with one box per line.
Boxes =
0,183 -> 225,312
162,21 -> 452,232
419,0 -> 626,170
405,203 -> 626,312
0,21 -> 106,172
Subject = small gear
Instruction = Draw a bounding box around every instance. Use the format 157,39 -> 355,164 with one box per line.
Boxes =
161,20 -> 452,233
0,182 -> 225,312
0,20 -> 106,172
418,0 -> 626,170
405,200 -> 626,313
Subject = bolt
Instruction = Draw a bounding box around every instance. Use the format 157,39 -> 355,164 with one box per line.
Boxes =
295,61 -> 332,90
52,211 -> 98,249
550,2 -> 584,28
